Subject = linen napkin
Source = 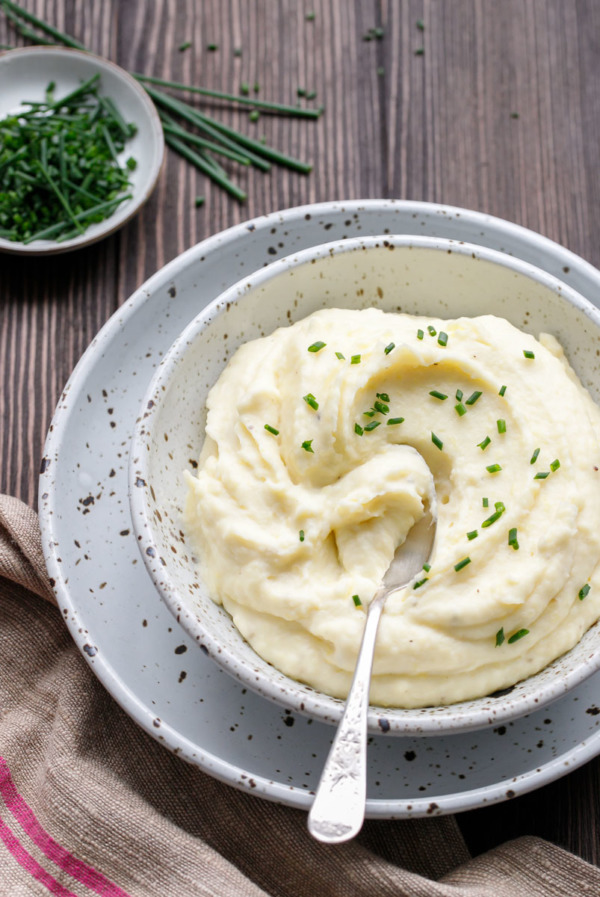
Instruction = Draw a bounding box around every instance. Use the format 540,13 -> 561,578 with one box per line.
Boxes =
1,494 -> 599,897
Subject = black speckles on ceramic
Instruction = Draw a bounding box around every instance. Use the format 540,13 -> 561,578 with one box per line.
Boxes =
38,200 -> 600,819
129,230 -> 600,739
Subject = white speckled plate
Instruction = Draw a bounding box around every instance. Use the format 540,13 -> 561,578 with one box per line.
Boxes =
0,47 -> 164,255
39,200 -> 600,818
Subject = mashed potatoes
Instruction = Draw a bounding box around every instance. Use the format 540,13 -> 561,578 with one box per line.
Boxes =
184,308 -> 600,707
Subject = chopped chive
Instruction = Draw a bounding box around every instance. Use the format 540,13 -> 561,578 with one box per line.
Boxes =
495,628 -> 505,647
530,447 -> 540,465
427,325 -> 437,336
297,87 -> 307,98
523,349 -> 535,359
534,471 -> 550,480
508,628 -> 529,644
499,385 -> 507,396
497,419 -> 507,434
240,82 -> 250,96
253,81 -> 260,93
387,417 -> 405,426
350,354 -> 361,364
354,423 -> 364,436
299,530 -> 305,542
579,583 -> 591,601
467,530 -> 478,541
195,195 -> 205,207
301,439 -> 314,453
417,329 -> 424,340
335,351 -> 345,360
423,563 -> 431,572
416,18 -> 425,30
308,341 -> 326,352
508,527 -> 519,549
352,594 -> 362,607
437,331 -> 448,347
207,42 -> 219,51
431,432 -> 443,451
429,390 -> 448,401
455,403 -> 467,417
303,393 -> 319,410
465,390 -> 482,406
550,459 -> 561,472
384,342 -> 395,354
478,436 -> 491,451
456,389 -> 463,401
364,420 -> 381,432
264,424 -> 279,435
178,41 -> 192,51
249,110 -> 260,122
413,578 -> 428,590
483,497 -> 489,508
454,557 -> 471,572
486,463 -> 502,474
376,392 -> 390,402
305,11 -> 316,20
363,409 -> 376,418
373,400 -> 389,414
482,501 -> 506,527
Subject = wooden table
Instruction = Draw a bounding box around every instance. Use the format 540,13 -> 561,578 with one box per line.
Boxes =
2,0 -> 599,865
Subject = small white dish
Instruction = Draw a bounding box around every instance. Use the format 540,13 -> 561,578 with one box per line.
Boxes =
0,46 -> 164,255
129,233 -> 600,736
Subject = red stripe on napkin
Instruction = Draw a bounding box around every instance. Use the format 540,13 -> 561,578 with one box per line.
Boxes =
0,756 -> 131,897
0,815 -> 78,896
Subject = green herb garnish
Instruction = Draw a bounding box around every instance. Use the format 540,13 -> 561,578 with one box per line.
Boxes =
467,530 -> 478,541
429,390 -> 448,401
438,331 -> 448,347
387,417 -> 405,426
352,594 -> 362,607
423,563 -> 431,572
308,341 -> 326,353
350,354 -> 361,364
376,392 -> 390,402
299,530 -> 305,542
431,432 -> 443,451
413,578 -> 428,589
523,349 -> 535,359
417,329 -> 424,341
454,557 -> 471,572
534,471 -> 550,480
550,459 -> 561,472
301,439 -> 314,453
579,583 -> 591,601
482,501 -> 505,527
499,385 -> 507,396
483,497 -> 489,508
495,628 -> 505,647
465,391 -> 482,406
530,448 -> 540,465
335,351 -> 345,360
455,403 -> 467,417
427,325 -> 437,336
497,419 -> 507,434
384,342 -> 395,354
303,393 -> 319,410
508,527 -> 519,550
364,420 -> 381,431
508,628 -> 529,644
264,424 -> 279,435
486,463 -> 502,474
373,400 -> 389,414
478,436 -> 491,451
354,423 -> 364,436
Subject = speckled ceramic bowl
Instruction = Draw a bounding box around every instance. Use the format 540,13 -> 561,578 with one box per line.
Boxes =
129,234 -> 600,735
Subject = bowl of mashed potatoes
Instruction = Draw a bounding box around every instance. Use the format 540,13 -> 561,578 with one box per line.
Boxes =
129,234 -> 600,735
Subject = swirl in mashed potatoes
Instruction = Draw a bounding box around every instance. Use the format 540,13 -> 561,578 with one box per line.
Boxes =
183,308 -> 600,707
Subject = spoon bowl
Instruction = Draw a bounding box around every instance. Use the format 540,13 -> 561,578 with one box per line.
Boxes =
308,502 -> 437,843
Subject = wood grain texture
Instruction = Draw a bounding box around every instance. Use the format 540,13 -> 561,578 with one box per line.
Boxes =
1,0 -> 600,864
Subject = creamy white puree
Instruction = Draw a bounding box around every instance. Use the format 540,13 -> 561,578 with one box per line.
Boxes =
184,308 -> 600,707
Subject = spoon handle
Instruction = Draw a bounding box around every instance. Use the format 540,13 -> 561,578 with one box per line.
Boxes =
307,591 -> 385,843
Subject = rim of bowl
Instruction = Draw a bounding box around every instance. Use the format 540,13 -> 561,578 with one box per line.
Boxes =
0,46 -> 165,256
129,232 -> 600,735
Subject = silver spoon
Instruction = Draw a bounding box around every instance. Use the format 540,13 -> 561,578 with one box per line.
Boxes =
307,505 -> 437,844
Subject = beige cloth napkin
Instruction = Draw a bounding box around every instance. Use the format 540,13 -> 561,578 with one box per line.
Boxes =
1,495 -> 599,896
